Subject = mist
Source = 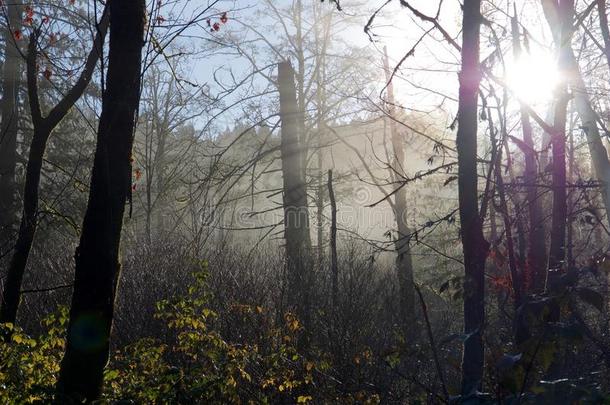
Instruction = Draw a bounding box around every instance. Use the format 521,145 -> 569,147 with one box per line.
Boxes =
1,0 -> 610,403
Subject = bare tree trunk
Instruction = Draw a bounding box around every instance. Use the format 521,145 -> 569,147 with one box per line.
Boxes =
314,4 -> 327,269
154,129 -> 168,234
565,49 -> 610,226
327,170 -> 337,309
382,47 -> 415,329
56,1 -> 144,400
511,9 -> 547,293
295,0 -> 307,183
547,94 -> 569,288
316,139 -> 324,268
278,61 -> 312,328
0,14 -> 108,326
457,0 -> 489,396
0,1 -> 22,254
541,0 -> 574,290
567,128 -> 575,268
597,0 -> 610,70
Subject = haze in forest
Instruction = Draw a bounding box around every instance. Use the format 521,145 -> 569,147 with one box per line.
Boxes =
1,0 -> 610,403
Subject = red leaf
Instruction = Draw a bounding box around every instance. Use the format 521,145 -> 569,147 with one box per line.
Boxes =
42,16 -> 49,24
220,12 -> 228,24
13,30 -> 22,40
43,67 -> 52,80
156,15 -> 165,24
212,22 -> 220,32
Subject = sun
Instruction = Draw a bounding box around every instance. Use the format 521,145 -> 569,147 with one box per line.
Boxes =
506,50 -> 559,105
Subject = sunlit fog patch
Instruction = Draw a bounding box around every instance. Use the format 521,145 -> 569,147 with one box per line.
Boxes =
506,50 -> 559,105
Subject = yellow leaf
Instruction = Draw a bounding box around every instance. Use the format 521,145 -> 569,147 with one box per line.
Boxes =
297,395 -> 312,403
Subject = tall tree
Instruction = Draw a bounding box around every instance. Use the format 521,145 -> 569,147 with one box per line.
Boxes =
56,0 -> 145,400
541,0 -> 573,291
0,10 -> 108,326
456,0 -> 489,396
0,1 -> 22,255
543,1 -> 610,235
278,61 -> 312,330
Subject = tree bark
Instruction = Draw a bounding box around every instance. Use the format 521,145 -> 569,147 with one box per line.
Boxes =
313,4 -> 328,270
541,0 -> 574,291
327,170 -> 338,309
457,0 -> 489,396
56,1 -> 144,401
0,1 -> 22,254
278,61 -> 312,328
0,13 -> 108,326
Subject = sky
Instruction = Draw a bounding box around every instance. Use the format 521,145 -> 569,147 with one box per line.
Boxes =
155,0 -> 561,134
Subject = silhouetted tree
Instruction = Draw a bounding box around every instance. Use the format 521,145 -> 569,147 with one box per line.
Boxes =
56,0 -> 145,400
0,9 -> 108,327
278,61 -> 312,331
457,0 -> 489,396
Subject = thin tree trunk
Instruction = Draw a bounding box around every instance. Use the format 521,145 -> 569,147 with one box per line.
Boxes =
314,5 -> 327,270
278,61 -> 311,328
0,1 -> 22,253
327,170 -> 338,309
295,0 -> 307,183
56,1 -> 144,400
457,0 -> 489,396
511,9 -> 547,293
567,128 -> 575,268
383,46 -> 415,329
0,15 -> 108,326
565,48 -> 610,227
597,0 -> 610,71
316,139 -> 324,268
0,126 -> 48,325
154,112 -> 169,236
495,148 -> 526,342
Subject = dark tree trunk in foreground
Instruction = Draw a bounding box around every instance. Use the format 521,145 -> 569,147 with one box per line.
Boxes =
382,46 -> 415,330
542,0 -> 573,291
457,0 -> 489,396
544,1 -> 610,237
278,61 -> 312,327
56,1 -> 144,401
0,2 -> 22,255
0,12 -> 108,327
